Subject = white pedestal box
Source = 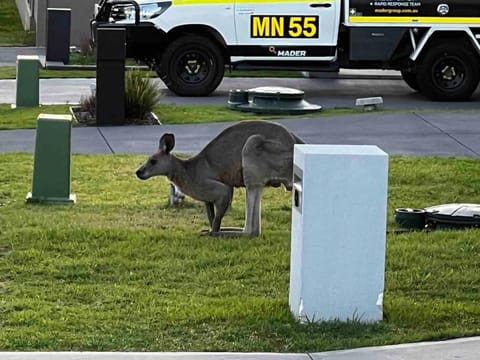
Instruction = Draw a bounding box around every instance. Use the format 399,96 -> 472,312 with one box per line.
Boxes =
289,145 -> 389,323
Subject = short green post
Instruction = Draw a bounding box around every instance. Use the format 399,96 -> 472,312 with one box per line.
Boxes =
15,55 -> 41,108
26,114 -> 76,204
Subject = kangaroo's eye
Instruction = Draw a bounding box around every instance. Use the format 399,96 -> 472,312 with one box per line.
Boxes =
149,159 -> 157,166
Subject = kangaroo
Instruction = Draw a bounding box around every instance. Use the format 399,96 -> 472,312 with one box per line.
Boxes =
136,120 -> 304,236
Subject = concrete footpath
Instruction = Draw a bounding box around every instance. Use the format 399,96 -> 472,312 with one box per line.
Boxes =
0,337 -> 479,359
0,46 -> 45,66
1,111 -> 480,157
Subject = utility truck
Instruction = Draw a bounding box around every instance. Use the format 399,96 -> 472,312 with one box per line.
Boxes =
91,0 -> 480,100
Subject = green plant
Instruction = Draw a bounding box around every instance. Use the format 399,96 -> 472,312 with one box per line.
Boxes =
79,94 -> 96,115
73,70 -> 161,125
74,94 -> 97,126
69,53 -> 96,66
125,68 -> 161,122
79,37 -> 94,57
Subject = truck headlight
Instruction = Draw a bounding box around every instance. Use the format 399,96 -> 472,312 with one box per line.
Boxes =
124,2 -> 171,20
142,2 -> 172,19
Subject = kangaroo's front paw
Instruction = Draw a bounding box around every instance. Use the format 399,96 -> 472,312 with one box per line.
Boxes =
200,227 -> 253,237
200,229 -> 212,236
208,231 -> 244,238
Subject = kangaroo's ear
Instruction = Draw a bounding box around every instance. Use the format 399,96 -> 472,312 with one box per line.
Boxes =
159,133 -> 175,154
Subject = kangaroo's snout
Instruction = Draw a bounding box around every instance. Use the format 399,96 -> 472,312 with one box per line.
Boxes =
136,167 -> 147,180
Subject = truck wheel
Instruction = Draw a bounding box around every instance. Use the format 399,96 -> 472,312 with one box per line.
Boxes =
158,35 -> 224,96
416,42 -> 479,101
401,70 -> 419,91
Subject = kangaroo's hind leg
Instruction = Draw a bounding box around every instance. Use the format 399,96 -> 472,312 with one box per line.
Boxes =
241,134 -> 271,236
241,133 -> 296,236
203,182 -> 244,236
244,185 -> 264,236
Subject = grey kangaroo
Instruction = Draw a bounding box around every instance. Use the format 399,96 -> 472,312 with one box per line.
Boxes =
136,120 -> 304,236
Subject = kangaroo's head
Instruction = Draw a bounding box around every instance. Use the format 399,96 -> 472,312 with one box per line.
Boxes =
136,133 -> 175,180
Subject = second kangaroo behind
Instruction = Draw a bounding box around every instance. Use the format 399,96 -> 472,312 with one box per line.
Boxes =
136,120 -> 304,236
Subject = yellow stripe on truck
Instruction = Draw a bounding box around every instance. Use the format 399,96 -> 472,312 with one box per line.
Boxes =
350,16 -> 480,24
173,0 -> 333,5
173,0 -> 230,4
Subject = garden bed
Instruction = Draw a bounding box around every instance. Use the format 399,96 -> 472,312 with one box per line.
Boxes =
69,106 -> 160,126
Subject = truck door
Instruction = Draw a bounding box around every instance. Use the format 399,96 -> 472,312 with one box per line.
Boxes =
234,0 -> 340,60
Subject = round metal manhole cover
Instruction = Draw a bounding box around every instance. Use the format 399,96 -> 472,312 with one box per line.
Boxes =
248,86 -> 305,99
228,86 -> 321,114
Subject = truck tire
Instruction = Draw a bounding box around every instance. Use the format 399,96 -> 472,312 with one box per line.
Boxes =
158,35 -> 224,96
401,70 -> 419,91
416,42 -> 479,101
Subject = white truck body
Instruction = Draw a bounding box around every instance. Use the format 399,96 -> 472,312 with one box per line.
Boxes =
91,0 -> 480,100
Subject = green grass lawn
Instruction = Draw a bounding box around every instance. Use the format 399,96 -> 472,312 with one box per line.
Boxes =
0,0 -> 35,46
0,154 -> 479,351
0,104 -> 268,129
0,104 -> 72,129
0,67 -> 97,80
0,104 -> 359,130
0,66 -> 301,80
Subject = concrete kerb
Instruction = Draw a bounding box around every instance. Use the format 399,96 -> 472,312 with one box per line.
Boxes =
0,353 -> 308,360
310,336 -> 480,360
0,337 -> 480,359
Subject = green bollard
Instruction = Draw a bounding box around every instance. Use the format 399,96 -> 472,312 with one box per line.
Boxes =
26,114 -> 76,204
15,55 -> 41,108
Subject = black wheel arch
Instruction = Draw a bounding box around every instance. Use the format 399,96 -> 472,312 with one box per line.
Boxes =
415,32 -> 480,101
418,30 -> 480,59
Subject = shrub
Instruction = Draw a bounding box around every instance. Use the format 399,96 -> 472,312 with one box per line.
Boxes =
76,69 -> 161,125
124,68 -> 161,121
79,37 -> 94,57
79,94 -> 96,115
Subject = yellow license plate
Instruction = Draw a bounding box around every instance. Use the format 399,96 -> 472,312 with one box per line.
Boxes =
250,15 -> 319,38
